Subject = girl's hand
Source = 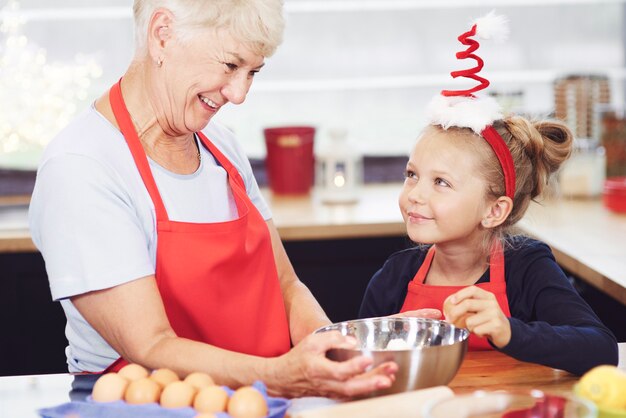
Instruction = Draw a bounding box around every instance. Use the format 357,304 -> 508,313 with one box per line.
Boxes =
269,331 -> 397,399
391,309 -> 442,320
443,286 -> 512,348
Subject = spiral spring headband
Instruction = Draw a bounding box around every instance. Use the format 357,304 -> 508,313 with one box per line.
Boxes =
426,11 -> 516,200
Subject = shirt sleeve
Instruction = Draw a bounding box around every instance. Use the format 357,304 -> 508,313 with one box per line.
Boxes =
499,241 -> 618,375
29,153 -> 155,301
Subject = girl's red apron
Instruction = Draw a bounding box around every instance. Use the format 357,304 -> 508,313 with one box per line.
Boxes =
104,80 -> 291,372
400,242 -> 511,351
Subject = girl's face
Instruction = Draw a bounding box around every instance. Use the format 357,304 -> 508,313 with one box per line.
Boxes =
152,28 -> 265,136
399,127 -> 494,246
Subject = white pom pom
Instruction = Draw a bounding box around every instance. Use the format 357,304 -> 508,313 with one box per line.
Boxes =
426,94 -> 503,134
473,10 -> 509,42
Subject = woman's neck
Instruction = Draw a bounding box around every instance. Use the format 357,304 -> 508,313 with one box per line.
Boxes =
96,62 -> 200,174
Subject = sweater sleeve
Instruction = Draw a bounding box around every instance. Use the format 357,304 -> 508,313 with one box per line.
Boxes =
499,241 -> 618,375
358,249 -> 420,319
359,266 -> 397,319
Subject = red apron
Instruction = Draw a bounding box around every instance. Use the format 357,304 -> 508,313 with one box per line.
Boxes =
400,241 -> 511,351
104,80 -> 291,372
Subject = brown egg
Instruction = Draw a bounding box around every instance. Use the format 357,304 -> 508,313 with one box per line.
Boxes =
91,373 -> 128,402
194,385 -> 229,413
443,296 -> 470,329
160,381 -> 197,408
227,386 -> 268,418
124,377 -> 161,404
195,414 -> 218,418
184,372 -> 215,390
150,368 -> 180,388
118,363 -> 150,381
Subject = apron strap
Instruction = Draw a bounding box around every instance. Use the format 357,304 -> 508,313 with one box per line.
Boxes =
196,131 -> 245,190
412,240 -> 506,285
109,79 -> 170,222
415,246 -> 436,284
196,132 -> 249,217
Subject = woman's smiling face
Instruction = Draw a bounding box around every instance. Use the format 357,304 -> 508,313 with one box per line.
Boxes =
399,126 -> 493,246
152,28 -> 265,136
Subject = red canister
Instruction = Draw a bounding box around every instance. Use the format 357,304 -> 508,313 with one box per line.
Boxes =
264,126 -> 315,195
603,177 -> 626,213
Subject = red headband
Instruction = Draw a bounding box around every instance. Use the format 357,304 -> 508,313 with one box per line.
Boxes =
481,126 -> 516,200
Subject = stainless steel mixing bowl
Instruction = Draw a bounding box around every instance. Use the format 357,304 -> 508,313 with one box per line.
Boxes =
315,317 -> 469,396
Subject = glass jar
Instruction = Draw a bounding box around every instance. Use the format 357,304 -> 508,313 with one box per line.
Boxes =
558,137 -> 606,198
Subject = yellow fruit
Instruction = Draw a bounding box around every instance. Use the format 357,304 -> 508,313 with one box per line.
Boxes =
577,365 -> 626,409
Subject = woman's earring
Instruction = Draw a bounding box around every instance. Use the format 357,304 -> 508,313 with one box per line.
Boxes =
157,57 -> 163,67
481,219 -> 489,227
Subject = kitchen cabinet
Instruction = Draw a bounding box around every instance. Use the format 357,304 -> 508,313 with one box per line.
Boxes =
0,253 -> 67,376
284,236 -> 411,323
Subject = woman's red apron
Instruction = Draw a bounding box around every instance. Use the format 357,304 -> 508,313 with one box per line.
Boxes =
104,80 -> 291,372
400,242 -> 511,351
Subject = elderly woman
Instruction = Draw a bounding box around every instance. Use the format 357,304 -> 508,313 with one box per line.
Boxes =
28,0 -> 410,398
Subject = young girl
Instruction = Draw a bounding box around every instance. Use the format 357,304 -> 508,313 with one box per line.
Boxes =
359,13 -> 618,376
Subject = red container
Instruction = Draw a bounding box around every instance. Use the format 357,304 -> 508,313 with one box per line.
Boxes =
603,177 -> 626,213
264,126 -> 315,195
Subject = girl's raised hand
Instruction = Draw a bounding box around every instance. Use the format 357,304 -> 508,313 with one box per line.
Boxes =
443,286 -> 512,348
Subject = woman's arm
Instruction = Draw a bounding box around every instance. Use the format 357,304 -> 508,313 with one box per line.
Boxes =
71,275 -> 267,384
72,274 -> 396,398
266,219 -> 331,344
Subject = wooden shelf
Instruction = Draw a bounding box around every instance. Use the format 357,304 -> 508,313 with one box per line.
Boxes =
252,68 -> 626,92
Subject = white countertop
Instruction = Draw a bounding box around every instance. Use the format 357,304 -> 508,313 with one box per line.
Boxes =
0,204 -> 29,231
0,374 -> 337,417
0,374 -> 73,417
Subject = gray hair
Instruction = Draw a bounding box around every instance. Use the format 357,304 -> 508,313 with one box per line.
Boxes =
133,0 -> 285,57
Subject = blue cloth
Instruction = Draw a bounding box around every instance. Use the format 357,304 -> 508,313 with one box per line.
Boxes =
39,381 -> 290,418
358,236 -> 618,375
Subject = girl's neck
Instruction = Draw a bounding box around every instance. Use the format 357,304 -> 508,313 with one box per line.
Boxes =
425,239 -> 491,286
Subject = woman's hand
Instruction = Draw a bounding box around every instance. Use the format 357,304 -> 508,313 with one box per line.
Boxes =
444,286 -> 511,348
269,331 -> 397,399
391,308 -> 442,319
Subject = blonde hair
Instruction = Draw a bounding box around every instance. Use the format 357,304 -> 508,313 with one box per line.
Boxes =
133,0 -> 285,57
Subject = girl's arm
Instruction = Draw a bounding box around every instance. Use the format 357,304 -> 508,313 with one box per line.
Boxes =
499,244 -> 618,375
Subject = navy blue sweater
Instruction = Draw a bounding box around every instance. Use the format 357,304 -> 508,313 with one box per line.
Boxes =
358,236 -> 618,375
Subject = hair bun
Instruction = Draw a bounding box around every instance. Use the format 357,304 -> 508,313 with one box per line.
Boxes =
533,120 -> 574,176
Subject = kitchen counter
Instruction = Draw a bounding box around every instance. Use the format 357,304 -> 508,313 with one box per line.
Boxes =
2,343 -> 624,417
518,197 -> 626,306
0,184 -> 408,252
2,184 -> 624,304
